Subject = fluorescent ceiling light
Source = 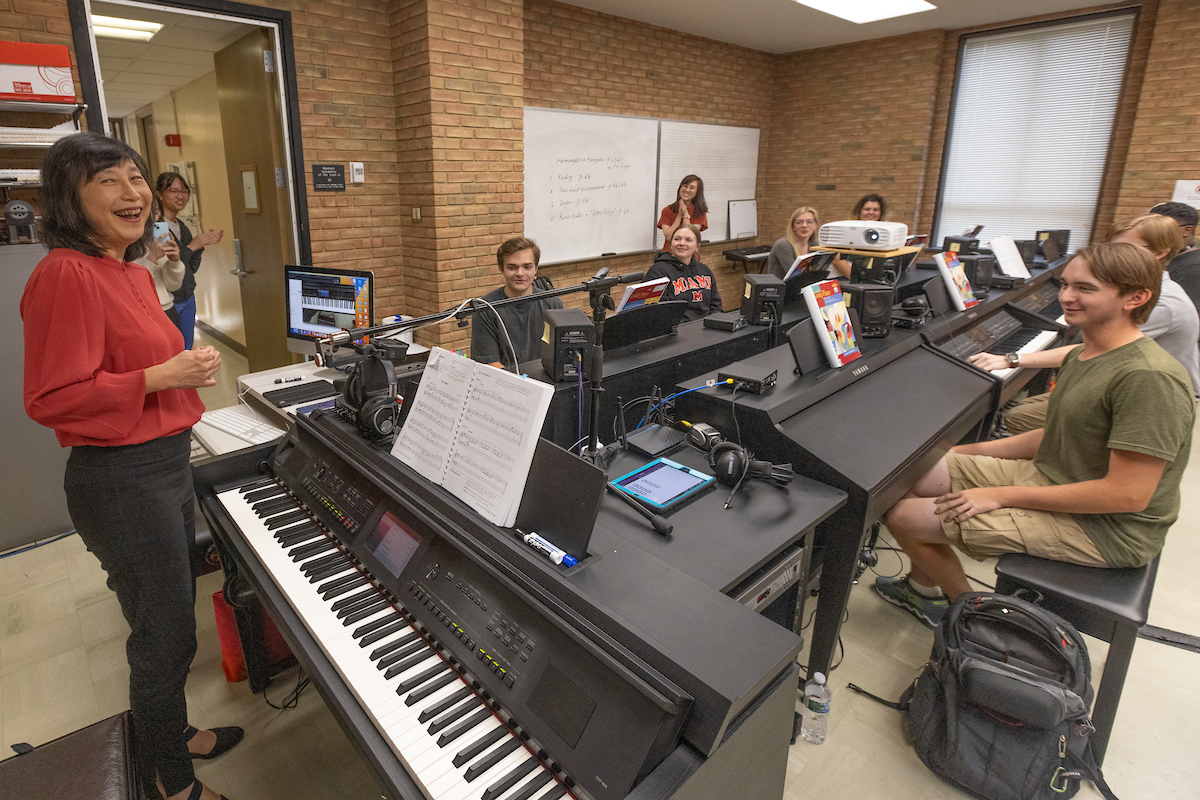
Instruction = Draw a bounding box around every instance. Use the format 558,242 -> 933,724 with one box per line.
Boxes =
92,15 -> 163,41
795,0 -> 936,24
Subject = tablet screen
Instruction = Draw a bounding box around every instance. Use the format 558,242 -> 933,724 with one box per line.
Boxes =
615,459 -> 709,507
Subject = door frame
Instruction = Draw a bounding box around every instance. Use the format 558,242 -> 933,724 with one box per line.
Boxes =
66,0 -> 312,266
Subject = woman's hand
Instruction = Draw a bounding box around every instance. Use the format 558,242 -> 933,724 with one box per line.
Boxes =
831,255 -> 852,277
147,237 -> 165,262
934,487 -> 1007,523
192,228 -> 224,249
144,345 -> 221,393
967,352 -> 1008,372
155,233 -> 180,262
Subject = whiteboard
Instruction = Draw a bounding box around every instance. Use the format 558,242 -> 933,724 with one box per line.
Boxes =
657,121 -> 760,248
525,108 -> 659,264
728,199 -> 758,240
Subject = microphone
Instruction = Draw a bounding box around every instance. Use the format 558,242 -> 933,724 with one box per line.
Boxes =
605,482 -> 673,536
617,271 -> 645,284
592,267 -> 610,280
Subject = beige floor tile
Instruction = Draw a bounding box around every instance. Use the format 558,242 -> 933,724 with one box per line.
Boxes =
2,685 -> 100,749
0,609 -> 83,675
76,593 -> 130,645
0,540 -> 69,598
0,578 -> 77,640
85,632 -> 131,683
2,644 -> 92,723
92,668 -> 131,719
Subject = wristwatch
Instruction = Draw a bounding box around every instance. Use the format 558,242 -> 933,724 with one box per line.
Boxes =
1004,352 -> 1021,367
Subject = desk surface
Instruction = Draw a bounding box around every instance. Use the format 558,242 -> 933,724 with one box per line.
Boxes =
598,447 -> 845,594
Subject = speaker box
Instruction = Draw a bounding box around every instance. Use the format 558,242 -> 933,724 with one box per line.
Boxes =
957,253 -> 995,295
1036,229 -> 1070,259
1013,239 -> 1039,265
942,235 -> 979,256
539,308 -> 593,382
741,274 -> 785,325
841,283 -> 894,337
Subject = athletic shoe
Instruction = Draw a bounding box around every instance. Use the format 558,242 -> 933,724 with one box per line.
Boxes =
873,575 -> 948,629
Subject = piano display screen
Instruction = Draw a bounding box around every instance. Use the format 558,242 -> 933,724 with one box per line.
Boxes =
364,511 -> 422,576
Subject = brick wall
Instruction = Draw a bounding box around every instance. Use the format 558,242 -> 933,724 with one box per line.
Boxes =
523,0 -> 776,317
763,31 -> 944,245
1114,0 -> 1200,221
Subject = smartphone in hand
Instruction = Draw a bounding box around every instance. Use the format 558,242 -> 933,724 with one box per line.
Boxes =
153,221 -> 170,241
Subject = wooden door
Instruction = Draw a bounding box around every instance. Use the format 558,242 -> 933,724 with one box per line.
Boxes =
214,29 -> 296,371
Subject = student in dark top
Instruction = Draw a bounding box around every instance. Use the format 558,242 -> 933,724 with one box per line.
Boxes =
657,174 -> 708,249
471,237 -> 564,370
1150,201 -> 1200,312
645,224 -> 722,320
154,172 -> 223,349
853,193 -> 887,221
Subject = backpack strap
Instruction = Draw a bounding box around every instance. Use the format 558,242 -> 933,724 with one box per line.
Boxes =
1055,730 -> 1120,800
847,682 -> 909,711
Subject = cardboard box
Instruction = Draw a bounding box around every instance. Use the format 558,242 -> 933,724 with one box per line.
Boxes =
0,42 -> 74,103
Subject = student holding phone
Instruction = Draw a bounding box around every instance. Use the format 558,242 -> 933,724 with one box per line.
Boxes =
154,172 -> 223,349
143,209 -> 187,331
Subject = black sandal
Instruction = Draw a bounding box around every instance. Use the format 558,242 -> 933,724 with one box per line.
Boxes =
184,725 -> 244,760
180,779 -> 231,800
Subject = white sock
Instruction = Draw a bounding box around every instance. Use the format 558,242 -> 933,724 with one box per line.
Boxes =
908,576 -> 943,598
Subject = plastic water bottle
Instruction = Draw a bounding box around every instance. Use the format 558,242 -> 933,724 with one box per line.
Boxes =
801,672 -> 831,744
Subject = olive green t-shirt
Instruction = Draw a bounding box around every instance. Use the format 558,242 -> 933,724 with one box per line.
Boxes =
1035,336 -> 1195,567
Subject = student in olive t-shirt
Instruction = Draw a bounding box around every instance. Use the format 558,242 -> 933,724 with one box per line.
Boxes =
471,237 -> 564,370
872,242 -> 1194,629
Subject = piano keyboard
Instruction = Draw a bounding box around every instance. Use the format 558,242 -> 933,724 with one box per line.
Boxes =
936,308 -> 1059,381
216,479 -> 569,800
302,295 -> 354,311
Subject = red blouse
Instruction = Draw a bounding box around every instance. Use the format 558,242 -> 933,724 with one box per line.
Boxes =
21,248 -> 204,447
657,205 -> 709,251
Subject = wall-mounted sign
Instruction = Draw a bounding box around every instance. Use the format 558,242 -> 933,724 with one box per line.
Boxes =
313,164 -> 345,192
1172,179 -> 1200,210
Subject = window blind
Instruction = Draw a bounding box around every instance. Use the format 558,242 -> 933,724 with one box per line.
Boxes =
934,14 -> 1135,249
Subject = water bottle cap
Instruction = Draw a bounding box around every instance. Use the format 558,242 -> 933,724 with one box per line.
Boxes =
812,672 -> 826,684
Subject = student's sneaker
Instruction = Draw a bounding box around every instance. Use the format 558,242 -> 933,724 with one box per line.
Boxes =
873,575 -> 949,629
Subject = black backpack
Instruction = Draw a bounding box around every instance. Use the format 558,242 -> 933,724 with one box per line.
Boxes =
852,591 -> 1119,800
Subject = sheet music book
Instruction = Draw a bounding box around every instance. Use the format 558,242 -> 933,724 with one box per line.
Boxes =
801,280 -> 862,368
935,251 -> 979,312
391,347 -> 553,527
614,276 -> 668,313
987,236 -> 1032,279
783,250 -> 832,281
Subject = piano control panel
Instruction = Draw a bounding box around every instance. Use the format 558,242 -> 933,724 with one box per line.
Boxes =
296,457 -> 382,536
1014,280 -> 1063,320
937,309 -> 1025,360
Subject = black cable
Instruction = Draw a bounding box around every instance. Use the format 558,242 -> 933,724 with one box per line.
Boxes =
264,666 -> 310,710
730,384 -> 742,445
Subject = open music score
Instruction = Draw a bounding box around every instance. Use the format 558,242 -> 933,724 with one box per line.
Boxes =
391,348 -> 553,527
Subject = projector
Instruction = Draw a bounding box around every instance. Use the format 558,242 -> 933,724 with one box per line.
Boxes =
818,220 -> 909,251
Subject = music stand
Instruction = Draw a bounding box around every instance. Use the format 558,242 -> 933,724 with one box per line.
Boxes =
601,301 -> 689,350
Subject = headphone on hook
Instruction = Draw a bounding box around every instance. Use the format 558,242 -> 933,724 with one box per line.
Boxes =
707,441 -> 794,507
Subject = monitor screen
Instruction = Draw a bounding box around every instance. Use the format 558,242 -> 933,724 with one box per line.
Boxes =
284,265 -> 374,355
363,511 -> 423,578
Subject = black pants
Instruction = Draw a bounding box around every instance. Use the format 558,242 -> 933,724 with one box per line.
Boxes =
65,430 -> 198,797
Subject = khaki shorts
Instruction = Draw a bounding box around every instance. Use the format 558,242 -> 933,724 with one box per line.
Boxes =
942,453 -> 1109,567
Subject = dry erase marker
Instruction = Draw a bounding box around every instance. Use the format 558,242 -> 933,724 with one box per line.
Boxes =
274,376 -> 303,384
522,531 -> 577,567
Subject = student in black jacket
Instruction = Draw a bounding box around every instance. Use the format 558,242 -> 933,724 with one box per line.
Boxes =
155,172 -> 224,349
645,224 -> 722,320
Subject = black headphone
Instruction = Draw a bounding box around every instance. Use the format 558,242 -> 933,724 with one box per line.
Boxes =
708,441 -> 794,500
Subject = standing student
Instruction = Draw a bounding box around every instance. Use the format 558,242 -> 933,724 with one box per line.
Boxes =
1150,201 -> 1200,311
853,194 -> 887,221
22,134 -> 239,800
972,214 -> 1199,433
765,206 -> 850,280
877,242 -> 1194,628
645,224 -> 722,320
657,174 -> 708,249
471,237 -> 564,369
155,172 -> 223,349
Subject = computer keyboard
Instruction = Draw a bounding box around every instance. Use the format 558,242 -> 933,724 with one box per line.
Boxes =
203,407 -> 286,445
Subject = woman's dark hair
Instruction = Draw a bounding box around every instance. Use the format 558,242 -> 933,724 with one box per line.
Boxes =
674,174 -> 708,218
852,193 -> 887,220
41,133 -> 153,260
155,171 -> 191,195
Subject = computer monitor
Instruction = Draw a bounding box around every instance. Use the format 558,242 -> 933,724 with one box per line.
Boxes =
284,265 -> 374,356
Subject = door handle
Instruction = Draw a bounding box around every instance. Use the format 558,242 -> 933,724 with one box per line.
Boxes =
229,239 -> 247,278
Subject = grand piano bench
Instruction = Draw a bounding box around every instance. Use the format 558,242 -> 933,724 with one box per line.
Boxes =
0,711 -> 138,800
994,553 -> 1159,767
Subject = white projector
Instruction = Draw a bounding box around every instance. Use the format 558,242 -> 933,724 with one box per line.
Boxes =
818,220 -> 909,250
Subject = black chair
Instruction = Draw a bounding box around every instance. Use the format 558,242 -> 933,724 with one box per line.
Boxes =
993,553 -> 1159,766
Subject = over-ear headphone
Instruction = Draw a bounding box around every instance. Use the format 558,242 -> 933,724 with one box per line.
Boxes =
708,442 -> 794,508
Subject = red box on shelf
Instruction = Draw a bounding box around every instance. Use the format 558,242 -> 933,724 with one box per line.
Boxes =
0,41 -> 75,103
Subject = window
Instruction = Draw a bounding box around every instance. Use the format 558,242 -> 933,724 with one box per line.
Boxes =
934,14 -> 1135,249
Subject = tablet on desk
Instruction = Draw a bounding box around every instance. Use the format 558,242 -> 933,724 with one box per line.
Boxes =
612,458 -> 715,512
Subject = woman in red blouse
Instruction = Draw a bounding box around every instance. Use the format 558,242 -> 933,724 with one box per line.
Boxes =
22,134 -> 235,800
657,174 -> 708,250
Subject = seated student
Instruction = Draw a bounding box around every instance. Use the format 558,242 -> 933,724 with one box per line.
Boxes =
765,206 -> 851,280
646,224 -> 722,320
1149,201 -> 1200,310
470,237 -> 564,369
877,242 -> 1195,628
971,214 -> 1200,433
657,174 -> 708,249
853,193 -> 887,221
